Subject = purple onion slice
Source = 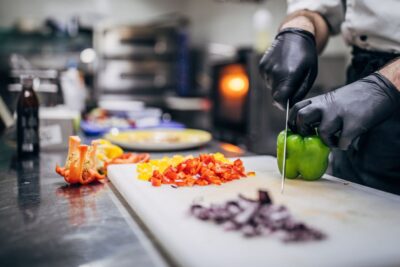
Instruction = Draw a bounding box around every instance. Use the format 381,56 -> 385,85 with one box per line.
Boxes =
190,190 -> 326,243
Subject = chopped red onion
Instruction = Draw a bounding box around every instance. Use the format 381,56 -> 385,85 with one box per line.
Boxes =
190,190 -> 326,242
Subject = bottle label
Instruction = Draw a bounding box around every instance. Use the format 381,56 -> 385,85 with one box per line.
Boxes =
18,107 -> 39,154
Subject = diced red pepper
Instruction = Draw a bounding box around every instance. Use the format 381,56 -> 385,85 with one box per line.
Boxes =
146,154 -> 253,187
151,178 -> 162,187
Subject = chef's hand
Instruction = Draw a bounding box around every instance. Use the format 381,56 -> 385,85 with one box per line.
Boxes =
259,27 -> 318,109
289,73 -> 400,150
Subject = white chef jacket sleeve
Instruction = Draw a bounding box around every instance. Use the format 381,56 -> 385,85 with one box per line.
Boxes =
287,0 -> 345,35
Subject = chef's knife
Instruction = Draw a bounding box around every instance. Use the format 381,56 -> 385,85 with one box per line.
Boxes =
281,100 -> 289,194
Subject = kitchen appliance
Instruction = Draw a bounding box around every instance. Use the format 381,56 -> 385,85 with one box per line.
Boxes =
94,17 -> 189,105
97,60 -> 176,94
108,156 -> 400,267
211,48 -> 285,154
211,51 -> 250,144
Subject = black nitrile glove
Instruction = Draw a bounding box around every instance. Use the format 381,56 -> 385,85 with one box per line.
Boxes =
259,27 -> 318,109
289,72 -> 400,150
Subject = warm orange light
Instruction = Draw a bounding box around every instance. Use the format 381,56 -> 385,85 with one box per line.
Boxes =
219,64 -> 249,99
220,143 -> 244,155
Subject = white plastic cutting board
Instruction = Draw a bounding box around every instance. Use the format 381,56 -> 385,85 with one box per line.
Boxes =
108,156 -> 400,267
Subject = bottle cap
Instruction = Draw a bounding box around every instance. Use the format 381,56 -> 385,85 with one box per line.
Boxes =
20,75 -> 40,89
20,75 -> 34,87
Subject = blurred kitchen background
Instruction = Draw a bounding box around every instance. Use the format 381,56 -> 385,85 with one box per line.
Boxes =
0,0 -> 350,155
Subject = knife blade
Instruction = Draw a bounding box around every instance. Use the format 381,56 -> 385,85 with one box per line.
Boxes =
281,100 -> 289,194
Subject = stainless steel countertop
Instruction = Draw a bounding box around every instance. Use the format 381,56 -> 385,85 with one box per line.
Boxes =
0,136 -> 249,266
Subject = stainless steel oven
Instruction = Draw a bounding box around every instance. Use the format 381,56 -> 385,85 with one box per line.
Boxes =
97,60 -> 176,93
94,20 -> 186,103
211,49 -> 284,154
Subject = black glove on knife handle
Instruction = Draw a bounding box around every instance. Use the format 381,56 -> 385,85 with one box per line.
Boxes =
289,72 -> 400,150
259,27 -> 318,110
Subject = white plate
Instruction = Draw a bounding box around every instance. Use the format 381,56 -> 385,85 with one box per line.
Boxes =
104,128 -> 212,151
98,100 -> 144,112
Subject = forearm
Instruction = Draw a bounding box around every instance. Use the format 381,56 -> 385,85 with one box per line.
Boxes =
379,58 -> 400,91
280,10 -> 330,54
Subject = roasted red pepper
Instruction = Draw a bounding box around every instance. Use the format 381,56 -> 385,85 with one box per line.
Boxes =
56,136 -> 105,184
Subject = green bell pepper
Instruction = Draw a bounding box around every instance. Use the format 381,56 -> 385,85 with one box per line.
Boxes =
277,130 -> 330,181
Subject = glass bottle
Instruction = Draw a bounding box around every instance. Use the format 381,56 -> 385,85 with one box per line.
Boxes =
17,75 -> 40,158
